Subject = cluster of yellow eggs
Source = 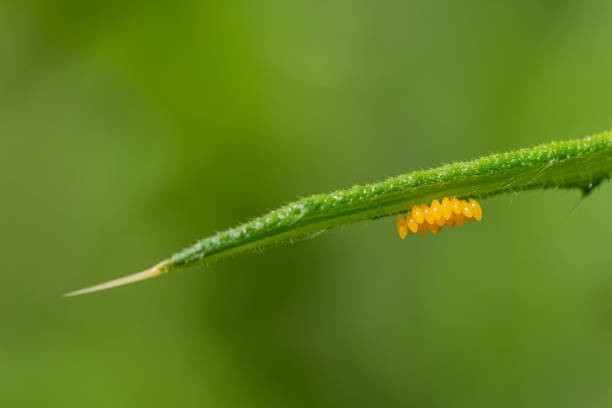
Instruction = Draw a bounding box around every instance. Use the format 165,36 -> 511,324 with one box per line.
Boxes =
396,197 -> 482,238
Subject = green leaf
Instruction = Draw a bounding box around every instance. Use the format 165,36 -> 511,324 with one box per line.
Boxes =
65,130 -> 612,296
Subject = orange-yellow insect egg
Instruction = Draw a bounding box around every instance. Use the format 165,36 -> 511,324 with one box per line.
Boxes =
417,222 -> 428,237
430,199 -> 445,226
465,216 -> 474,223
427,222 -> 441,235
406,214 -> 419,233
469,198 -> 482,221
421,203 -> 435,224
396,215 -> 408,239
454,213 -> 465,227
445,217 -> 455,228
450,197 -> 462,214
460,200 -> 473,218
411,205 -> 424,224
441,197 -> 452,220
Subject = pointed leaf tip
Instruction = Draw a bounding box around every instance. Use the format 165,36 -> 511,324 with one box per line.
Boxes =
64,265 -> 165,297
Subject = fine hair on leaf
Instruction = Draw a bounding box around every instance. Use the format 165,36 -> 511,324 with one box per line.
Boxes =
65,130 -> 612,296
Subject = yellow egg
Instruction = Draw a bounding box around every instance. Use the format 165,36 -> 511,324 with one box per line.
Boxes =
450,197 -> 462,214
469,198 -> 482,221
431,199 -> 443,223
396,215 -> 408,239
406,214 -> 419,233
441,197 -> 452,220
428,222 -> 441,235
421,203 -> 435,224
445,216 -> 455,228
460,200 -> 473,217
417,222 -> 428,237
454,213 -> 465,227
412,205 -> 424,223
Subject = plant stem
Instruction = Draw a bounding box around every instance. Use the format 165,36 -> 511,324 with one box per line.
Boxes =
65,130 -> 612,296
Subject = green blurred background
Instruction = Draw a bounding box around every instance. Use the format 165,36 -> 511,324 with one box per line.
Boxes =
2,1 -> 612,407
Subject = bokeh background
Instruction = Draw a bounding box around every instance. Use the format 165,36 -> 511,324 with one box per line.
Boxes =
3,1 -> 612,407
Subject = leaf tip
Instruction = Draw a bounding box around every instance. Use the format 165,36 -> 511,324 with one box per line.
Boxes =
63,263 -> 166,298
